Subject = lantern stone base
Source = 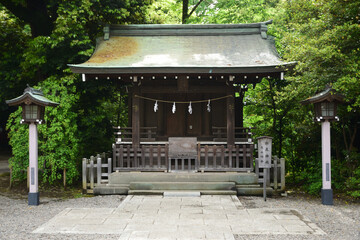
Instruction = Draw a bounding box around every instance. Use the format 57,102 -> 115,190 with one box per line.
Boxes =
28,192 -> 39,206
321,188 -> 333,205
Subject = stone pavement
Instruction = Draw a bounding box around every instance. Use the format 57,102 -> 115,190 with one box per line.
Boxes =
33,195 -> 325,239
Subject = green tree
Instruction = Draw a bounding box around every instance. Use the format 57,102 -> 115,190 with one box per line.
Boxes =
2,0 -> 152,184
274,0 -> 360,195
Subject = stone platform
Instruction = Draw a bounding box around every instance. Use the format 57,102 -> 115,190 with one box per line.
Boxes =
33,195 -> 325,239
94,172 -> 273,196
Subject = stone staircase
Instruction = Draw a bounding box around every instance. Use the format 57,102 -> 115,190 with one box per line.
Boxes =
94,172 -> 273,196
128,182 -> 237,195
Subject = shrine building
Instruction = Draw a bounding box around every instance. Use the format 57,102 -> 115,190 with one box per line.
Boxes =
69,21 -> 293,195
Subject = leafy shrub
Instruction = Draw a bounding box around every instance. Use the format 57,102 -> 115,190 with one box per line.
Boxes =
7,75 -> 80,184
346,167 -> 360,198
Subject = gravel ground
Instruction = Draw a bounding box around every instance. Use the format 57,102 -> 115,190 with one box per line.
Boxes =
0,193 -> 359,240
0,195 -> 125,240
236,195 -> 360,240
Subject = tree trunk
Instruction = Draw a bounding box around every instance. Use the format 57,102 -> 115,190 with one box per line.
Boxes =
182,0 -> 189,24
0,0 -> 57,37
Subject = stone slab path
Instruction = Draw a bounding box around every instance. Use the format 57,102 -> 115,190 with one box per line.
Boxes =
33,195 -> 325,239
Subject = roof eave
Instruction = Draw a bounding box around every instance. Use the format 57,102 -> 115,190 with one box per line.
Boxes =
69,63 -> 296,75
6,93 -> 59,107
301,90 -> 345,105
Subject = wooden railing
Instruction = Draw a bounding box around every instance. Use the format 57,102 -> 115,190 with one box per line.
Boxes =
212,127 -> 254,142
113,144 -> 168,171
82,153 -> 112,194
114,126 -> 253,143
112,143 -> 254,172
255,156 -> 285,192
198,144 -> 254,171
113,126 -> 157,143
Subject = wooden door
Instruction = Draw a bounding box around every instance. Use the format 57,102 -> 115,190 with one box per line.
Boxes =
166,102 -> 185,137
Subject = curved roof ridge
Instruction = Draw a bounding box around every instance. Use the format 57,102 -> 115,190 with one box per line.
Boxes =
104,20 -> 273,39
107,20 -> 273,30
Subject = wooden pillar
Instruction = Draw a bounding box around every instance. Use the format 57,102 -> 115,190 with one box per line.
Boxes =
227,83 -> 235,146
128,94 -> 132,127
132,77 -> 140,147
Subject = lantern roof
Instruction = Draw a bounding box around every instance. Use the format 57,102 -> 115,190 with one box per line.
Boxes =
69,21 -> 295,75
301,86 -> 345,105
6,86 -> 59,107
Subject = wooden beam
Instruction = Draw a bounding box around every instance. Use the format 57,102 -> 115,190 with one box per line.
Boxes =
132,77 -> 140,147
177,75 -> 189,91
226,83 -> 235,146
141,86 -> 226,94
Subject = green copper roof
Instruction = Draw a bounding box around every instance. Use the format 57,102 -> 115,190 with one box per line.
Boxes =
69,21 -> 295,75
301,86 -> 345,105
6,86 -> 59,107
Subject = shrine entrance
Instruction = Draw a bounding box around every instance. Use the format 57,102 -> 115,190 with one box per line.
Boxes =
165,94 -> 204,138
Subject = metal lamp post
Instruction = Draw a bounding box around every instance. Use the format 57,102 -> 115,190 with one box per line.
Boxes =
6,86 -> 59,206
301,86 -> 344,205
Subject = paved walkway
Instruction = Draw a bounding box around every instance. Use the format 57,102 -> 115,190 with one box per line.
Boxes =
33,195 -> 325,239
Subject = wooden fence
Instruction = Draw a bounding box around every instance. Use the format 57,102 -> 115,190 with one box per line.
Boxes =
255,156 -> 285,191
113,126 -> 157,143
113,144 -> 168,171
198,144 -> 253,171
82,153 -> 112,194
112,143 -> 253,172
82,149 -> 285,193
212,127 -> 254,142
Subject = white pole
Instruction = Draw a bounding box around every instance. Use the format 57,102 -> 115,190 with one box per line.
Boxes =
321,120 -> 333,205
28,123 -> 39,205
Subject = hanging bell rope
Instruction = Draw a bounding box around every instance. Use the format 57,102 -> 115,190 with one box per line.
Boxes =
134,94 -> 232,104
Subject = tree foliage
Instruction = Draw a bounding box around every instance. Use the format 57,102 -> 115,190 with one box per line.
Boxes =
2,0 -> 150,184
275,0 -> 360,196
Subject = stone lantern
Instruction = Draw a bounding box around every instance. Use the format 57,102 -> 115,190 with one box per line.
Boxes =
6,86 -> 59,205
301,86 -> 344,205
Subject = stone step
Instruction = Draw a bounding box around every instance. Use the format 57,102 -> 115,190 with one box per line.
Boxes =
109,172 -> 258,185
129,182 -> 236,191
237,187 -> 273,196
128,190 -> 237,195
93,185 -> 128,195
236,184 -> 261,188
